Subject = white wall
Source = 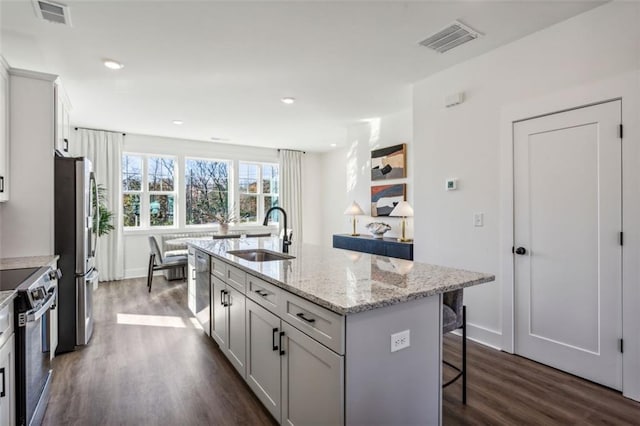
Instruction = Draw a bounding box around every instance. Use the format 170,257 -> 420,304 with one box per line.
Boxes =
411,1 -> 640,397
320,109 -> 413,246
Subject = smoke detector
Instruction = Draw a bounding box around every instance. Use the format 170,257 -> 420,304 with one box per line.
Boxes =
32,0 -> 72,26
419,20 -> 481,53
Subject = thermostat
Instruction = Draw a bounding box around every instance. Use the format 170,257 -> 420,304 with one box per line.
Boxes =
446,179 -> 458,191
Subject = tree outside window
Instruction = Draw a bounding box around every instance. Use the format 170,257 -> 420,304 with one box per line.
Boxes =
122,154 -> 177,228
185,159 -> 230,225
239,162 -> 279,223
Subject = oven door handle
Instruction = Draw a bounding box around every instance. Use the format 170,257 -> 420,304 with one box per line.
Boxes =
26,293 -> 56,323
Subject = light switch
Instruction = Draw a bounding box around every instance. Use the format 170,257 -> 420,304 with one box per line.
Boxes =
473,212 -> 484,227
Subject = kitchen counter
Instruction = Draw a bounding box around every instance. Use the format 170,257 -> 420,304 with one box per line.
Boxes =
0,290 -> 16,309
188,237 -> 494,315
0,255 -> 60,270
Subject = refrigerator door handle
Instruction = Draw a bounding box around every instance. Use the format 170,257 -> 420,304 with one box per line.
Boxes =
89,173 -> 99,258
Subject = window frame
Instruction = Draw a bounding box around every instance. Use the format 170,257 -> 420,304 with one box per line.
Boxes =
122,153 -> 179,230
237,161 -> 279,225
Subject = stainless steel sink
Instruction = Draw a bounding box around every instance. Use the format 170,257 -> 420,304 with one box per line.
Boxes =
227,249 -> 295,262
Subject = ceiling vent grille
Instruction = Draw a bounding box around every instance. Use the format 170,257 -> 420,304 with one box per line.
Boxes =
32,0 -> 72,26
419,20 -> 481,53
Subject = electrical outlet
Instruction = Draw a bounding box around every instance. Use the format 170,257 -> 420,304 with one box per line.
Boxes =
390,329 -> 410,352
474,212 -> 484,227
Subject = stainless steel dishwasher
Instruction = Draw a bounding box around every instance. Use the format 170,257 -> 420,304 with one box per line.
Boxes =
194,250 -> 210,335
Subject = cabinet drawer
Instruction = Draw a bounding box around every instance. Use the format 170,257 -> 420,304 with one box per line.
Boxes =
0,302 -> 13,348
226,264 -> 246,293
211,256 -> 227,280
247,275 -> 282,315
283,292 -> 344,355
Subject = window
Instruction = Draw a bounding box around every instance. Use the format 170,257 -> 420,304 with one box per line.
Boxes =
122,155 -> 142,227
122,154 -> 177,228
148,157 -> 176,227
185,158 -> 230,225
239,162 -> 279,223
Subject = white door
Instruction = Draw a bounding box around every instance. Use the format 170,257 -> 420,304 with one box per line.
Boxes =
514,100 -> 622,390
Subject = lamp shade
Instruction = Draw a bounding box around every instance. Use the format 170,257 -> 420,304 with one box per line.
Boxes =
390,201 -> 414,217
344,201 -> 365,215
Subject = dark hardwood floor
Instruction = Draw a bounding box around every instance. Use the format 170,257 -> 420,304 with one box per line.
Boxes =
42,276 -> 640,425
42,276 -> 276,426
443,335 -> 640,425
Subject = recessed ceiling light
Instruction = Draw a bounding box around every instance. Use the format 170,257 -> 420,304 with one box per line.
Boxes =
103,59 -> 124,70
281,97 -> 296,105
172,120 -> 184,125
211,137 -> 229,142
330,143 -> 337,147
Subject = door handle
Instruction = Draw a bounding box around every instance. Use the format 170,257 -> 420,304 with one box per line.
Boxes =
272,328 -> 279,351
226,291 -> 232,307
0,176 -> 4,193
514,247 -> 527,255
220,290 -> 227,306
279,331 -> 285,356
0,367 -> 5,397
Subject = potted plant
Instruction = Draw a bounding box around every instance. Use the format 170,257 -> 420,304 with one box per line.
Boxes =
94,184 -> 115,237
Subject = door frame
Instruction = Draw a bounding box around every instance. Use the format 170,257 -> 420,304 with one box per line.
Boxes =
498,71 -> 640,400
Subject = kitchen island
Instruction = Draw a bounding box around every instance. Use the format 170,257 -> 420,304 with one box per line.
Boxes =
187,237 -> 494,425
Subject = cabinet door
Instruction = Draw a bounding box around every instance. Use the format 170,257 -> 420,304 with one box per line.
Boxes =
0,334 -> 15,426
187,258 -> 196,315
281,323 -> 344,426
246,300 -> 282,422
0,63 -> 8,202
226,285 -> 246,378
211,276 -> 227,348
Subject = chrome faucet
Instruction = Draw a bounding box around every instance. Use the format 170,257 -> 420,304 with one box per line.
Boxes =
263,207 -> 291,253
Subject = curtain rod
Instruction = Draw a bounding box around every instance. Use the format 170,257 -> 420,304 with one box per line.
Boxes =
75,126 -> 126,136
277,149 -> 306,154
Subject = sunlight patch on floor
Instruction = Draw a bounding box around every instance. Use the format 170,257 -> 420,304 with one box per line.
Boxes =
117,313 -> 187,328
190,317 -> 203,330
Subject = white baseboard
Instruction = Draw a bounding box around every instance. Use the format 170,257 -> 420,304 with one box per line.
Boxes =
452,322 -> 502,350
125,268 -> 148,279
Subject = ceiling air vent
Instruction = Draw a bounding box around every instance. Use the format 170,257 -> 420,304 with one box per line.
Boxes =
419,20 -> 481,53
32,0 -> 72,26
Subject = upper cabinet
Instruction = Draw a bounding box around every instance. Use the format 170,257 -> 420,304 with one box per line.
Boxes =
54,82 -> 71,154
0,57 -> 9,202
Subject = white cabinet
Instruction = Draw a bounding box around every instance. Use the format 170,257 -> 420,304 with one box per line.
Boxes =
54,83 -> 71,154
246,299 -> 344,426
0,302 -> 15,426
281,322 -> 343,426
211,275 -> 246,378
187,248 -> 196,315
246,300 -> 282,422
0,57 -> 9,202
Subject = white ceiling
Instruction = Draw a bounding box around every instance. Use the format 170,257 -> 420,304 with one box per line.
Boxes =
0,1 -> 603,152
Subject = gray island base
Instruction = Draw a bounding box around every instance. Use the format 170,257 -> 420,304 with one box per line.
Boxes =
186,237 -> 494,425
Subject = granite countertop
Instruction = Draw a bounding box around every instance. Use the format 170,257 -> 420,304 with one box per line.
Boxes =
188,237 -> 495,315
0,255 -> 60,271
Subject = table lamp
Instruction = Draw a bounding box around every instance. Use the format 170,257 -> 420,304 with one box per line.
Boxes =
390,201 -> 414,242
344,201 -> 364,236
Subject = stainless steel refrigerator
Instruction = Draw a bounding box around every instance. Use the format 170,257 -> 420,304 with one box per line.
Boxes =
55,155 -> 98,353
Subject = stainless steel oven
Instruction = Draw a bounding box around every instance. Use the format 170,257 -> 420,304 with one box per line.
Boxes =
12,266 -> 59,426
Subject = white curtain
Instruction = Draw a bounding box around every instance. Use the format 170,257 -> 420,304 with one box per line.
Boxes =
71,129 -> 125,282
279,149 -> 303,244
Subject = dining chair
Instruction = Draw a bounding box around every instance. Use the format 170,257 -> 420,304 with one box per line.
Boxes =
442,289 -> 467,404
147,236 -> 187,293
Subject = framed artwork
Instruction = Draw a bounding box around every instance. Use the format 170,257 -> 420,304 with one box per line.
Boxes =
371,184 -> 406,217
371,143 -> 406,181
